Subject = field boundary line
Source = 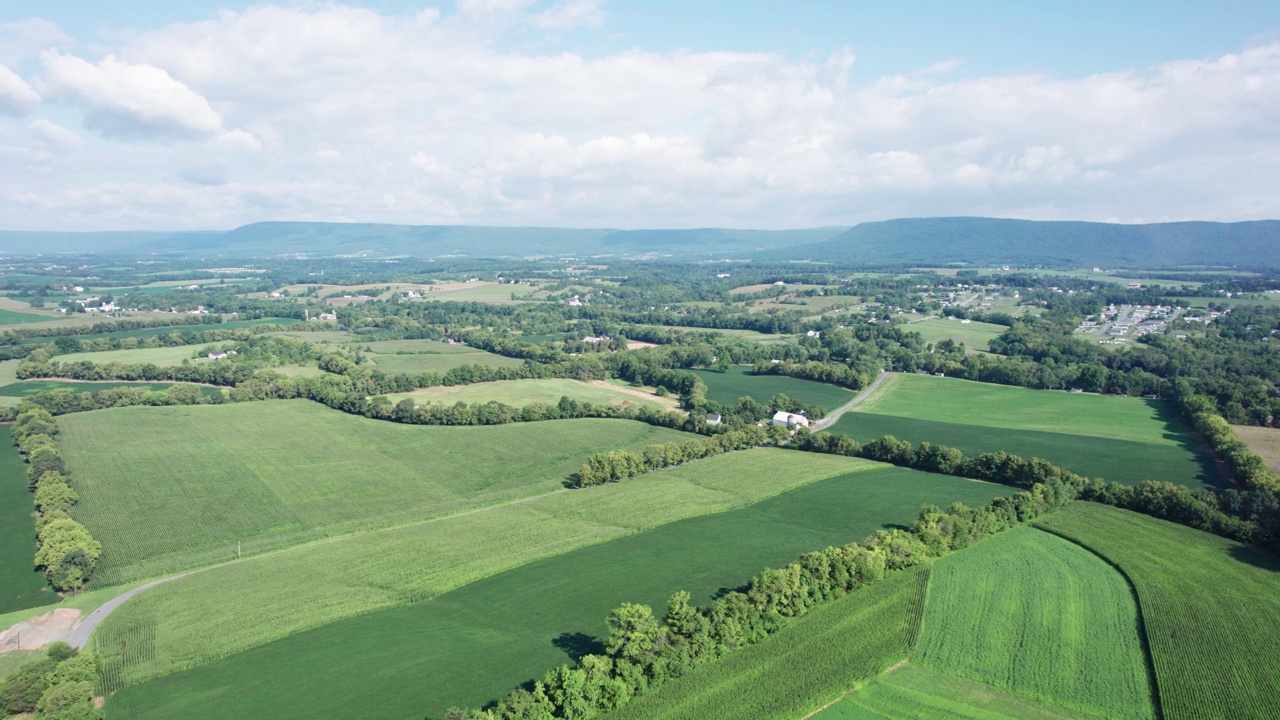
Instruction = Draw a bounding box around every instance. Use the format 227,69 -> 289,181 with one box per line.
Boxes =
797,657 -> 911,720
813,369 -> 889,431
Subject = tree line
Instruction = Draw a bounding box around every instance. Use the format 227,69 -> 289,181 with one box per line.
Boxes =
12,405 -> 102,593
436,480 -> 1077,719
572,426 -> 784,487
0,641 -> 103,719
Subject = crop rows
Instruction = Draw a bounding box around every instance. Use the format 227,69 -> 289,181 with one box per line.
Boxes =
1037,502 -> 1280,720
914,527 -> 1154,720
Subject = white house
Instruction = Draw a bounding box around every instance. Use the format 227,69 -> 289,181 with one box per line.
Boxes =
805,330 -> 821,338
706,413 -> 722,425
771,411 -> 809,428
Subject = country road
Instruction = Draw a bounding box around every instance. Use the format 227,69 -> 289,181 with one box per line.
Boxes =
812,370 -> 890,431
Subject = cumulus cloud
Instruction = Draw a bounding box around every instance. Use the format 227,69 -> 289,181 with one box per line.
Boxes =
1,4 -> 1278,230
38,50 -> 226,139
29,118 -> 82,149
0,64 -> 39,116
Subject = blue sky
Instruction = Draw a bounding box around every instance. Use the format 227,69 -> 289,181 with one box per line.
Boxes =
1,1 -> 1279,229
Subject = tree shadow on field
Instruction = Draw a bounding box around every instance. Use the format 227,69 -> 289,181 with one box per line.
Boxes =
552,632 -> 605,662
1228,544 -> 1280,573
711,582 -> 750,600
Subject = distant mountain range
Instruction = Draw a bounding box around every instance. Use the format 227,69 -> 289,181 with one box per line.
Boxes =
2,217 -> 1276,268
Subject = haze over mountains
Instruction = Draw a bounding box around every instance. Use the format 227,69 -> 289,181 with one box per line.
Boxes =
3,217 -> 1277,269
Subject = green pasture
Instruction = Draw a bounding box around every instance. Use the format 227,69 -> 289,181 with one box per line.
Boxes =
834,374 -> 1221,490
1038,503 -> 1280,720
107,463 -> 1009,720
0,380 -> 221,397
53,343 -> 219,367
57,401 -> 693,585
0,308 -> 51,325
825,665 -> 1108,720
693,365 -> 855,410
386,378 -> 675,409
902,317 -> 1007,351
915,528 -> 1153,719
94,450 -> 873,691
0,427 -> 49,614
611,568 -> 929,720
365,339 -> 527,374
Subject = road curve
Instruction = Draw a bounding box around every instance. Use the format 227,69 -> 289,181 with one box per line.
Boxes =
812,370 -> 890,432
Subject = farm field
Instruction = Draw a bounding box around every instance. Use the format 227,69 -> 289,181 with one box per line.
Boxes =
93,450 -> 878,691
610,567 -> 929,720
914,527 -> 1154,720
1037,503 -> 1280,720
13,317 -> 298,345
106,463 -> 1007,720
0,308 -> 51,324
56,401 -> 694,585
824,664 -> 1104,720
386,378 -> 676,409
692,365 -> 855,410
0,426 -> 49,614
1233,424 -> 1280,474
52,343 -> 223,367
832,374 -> 1220,489
902,317 -> 1007,351
363,339 -> 527,373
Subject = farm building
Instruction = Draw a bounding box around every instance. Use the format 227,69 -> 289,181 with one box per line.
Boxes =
771,411 -> 809,428
706,413 -> 722,425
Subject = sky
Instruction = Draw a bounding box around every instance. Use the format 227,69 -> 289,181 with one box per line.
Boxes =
1,1 -> 1278,231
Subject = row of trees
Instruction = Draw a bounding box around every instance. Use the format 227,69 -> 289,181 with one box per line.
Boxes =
12,405 -> 102,592
0,642 -> 103,719
572,426 -> 783,487
439,480 -> 1077,719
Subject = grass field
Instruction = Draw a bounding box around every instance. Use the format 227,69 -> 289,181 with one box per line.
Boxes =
57,401 -> 693,585
93,450 -> 883,692
692,365 -> 855,410
0,427 -> 51,614
902,317 -> 1007,351
825,664 -> 1107,720
1037,503 -> 1280,720
363,339 -> 527,373
1233,424 -> 1280,475
915,527 -> 1154,719
0,308 -> 52,324
53,343 -> 220,367
386,378 -> 676,409
610,567 -> 929,720
832,374 -> 1220,489
108,463 -> 1004,720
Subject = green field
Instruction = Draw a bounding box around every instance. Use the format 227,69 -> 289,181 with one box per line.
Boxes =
611,567 -> 929,720
832,374 -> 1220,489
57,401 -> 693,585
914,527 -> 1153,719
0,380 -> 222,397
902,317 -> 1007,351
824,664 -> 1106,720
94,450 -> 876,690
387,378 -> 675,409
1037,503 -> 1280,720
364,339 -> 528,373
0,308 -> 51,324
693,365 -> 855,410
53,343 -> 220,367
0,427 -> 50,613
108,462 -> 1009,720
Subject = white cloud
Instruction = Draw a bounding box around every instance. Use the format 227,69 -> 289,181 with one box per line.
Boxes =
29,118 -> 82,149
0,18 -> 73,66
1,4 -> 1278,231
38,50 -> 225,139
0,64 -> 39,116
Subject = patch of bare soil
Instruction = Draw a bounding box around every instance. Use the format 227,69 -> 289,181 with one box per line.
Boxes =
0,609 -> 80,653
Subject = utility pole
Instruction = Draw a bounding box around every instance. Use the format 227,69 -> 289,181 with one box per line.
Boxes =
237,540 -> 241,559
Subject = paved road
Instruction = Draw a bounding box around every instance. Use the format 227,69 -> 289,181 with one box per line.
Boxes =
812,370 -> 889,431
